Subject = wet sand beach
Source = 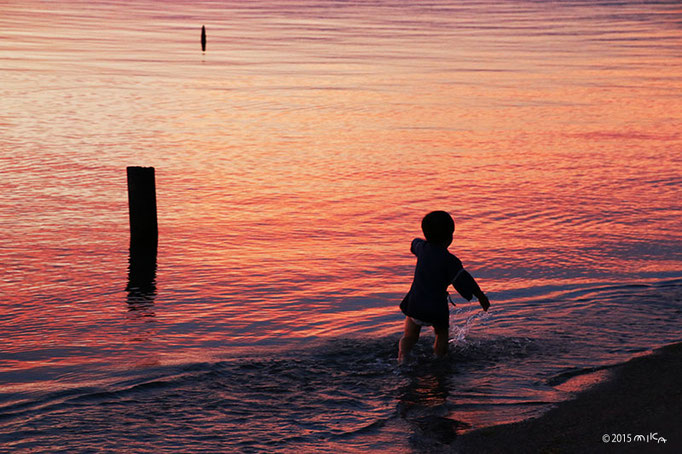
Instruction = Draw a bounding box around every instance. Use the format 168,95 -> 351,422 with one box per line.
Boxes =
453,342 -> 682,453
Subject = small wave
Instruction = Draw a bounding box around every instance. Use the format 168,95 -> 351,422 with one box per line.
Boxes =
545,366 -> 614,395
0,332 -> 548,452
545,365 -> 613,387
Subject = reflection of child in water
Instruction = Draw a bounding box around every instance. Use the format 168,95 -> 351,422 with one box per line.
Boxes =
398,211 -> 490,364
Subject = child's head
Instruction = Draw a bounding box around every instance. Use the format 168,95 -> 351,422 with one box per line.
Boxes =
422,211 -> 455,245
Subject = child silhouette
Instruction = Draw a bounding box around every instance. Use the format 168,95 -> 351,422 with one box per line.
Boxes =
398,211 -> 490,363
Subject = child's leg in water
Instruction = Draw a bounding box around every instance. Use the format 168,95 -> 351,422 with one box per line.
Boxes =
433,325 -> 449,359
398,317 -> 421,364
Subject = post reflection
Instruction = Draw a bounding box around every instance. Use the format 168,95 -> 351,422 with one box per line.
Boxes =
126,247 -> 157,317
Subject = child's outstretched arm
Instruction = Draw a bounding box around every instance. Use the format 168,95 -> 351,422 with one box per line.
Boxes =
452,269 -> 490,311
473,288 -> 490,312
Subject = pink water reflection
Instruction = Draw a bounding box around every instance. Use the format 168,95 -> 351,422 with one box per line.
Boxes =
0,0 -> 680,373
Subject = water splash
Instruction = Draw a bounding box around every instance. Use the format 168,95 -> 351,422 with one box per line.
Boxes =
448,306 -> 492,346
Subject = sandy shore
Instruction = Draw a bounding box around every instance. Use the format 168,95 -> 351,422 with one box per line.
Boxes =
451,342 -> 682,453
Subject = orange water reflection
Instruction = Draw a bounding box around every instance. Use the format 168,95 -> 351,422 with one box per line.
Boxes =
0,0 -> 680,368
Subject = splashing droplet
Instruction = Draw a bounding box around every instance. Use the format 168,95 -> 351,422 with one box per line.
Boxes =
449,309 -> 491,346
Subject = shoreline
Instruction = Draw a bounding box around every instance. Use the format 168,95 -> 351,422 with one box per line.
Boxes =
452,342 -> 682,453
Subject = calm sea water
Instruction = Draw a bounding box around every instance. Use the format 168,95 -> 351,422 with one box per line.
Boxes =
1,0 -> 681,451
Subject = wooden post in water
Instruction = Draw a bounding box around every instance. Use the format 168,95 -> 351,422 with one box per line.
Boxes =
127,166 -> 158,252
201,25 -> 206,52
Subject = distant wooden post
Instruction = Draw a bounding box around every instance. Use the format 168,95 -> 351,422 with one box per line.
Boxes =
201,25 -> 206,52
127,166 -> 158,252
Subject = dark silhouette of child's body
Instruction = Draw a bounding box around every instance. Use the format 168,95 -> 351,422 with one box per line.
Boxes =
398,211 -> 490,363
